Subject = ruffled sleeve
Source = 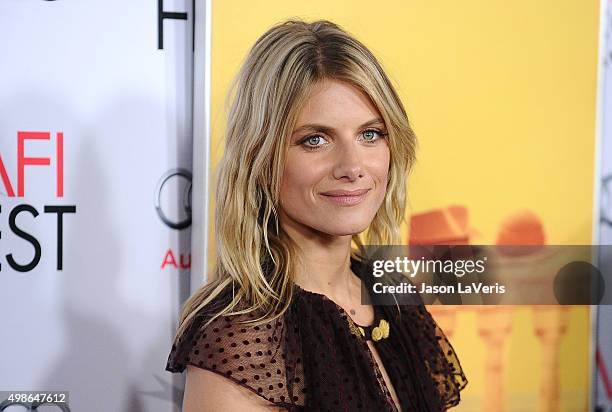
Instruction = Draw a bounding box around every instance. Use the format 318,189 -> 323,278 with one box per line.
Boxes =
402,303 -> 468,410
385,270 -> 468,410
165,301 -> 305,410
367,265 -> 468,410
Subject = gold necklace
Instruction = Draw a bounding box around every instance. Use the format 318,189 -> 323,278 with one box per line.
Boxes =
345,269 -> 390,341
347,316 -> 390,342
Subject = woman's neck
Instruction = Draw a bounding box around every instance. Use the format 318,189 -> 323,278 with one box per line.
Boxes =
280,215 -> 362,301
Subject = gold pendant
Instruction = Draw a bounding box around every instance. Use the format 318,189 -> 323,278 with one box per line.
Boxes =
372,319 -> 390,341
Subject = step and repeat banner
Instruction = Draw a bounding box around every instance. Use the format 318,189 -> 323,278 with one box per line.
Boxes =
0,1 -> 194,411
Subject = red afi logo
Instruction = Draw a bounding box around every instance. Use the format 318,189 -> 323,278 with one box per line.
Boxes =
0,131 -> 63,198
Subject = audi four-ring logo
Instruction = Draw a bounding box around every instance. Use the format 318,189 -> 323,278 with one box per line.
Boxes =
155,168 -> 192,230
0,400 -> 70,411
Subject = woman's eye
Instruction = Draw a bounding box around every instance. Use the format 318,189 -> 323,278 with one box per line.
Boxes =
361,129 -> 385,142
302,135 -> 328,148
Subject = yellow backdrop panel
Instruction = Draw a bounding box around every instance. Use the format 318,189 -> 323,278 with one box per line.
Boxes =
207,1 -> 600,410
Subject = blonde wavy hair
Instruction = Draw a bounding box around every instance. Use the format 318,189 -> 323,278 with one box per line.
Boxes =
173,18 -> 417,342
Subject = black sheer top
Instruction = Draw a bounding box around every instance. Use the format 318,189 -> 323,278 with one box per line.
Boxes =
166,258 -> 468,411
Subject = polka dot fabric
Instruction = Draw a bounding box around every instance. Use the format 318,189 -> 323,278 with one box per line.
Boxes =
166,258 -> 468,411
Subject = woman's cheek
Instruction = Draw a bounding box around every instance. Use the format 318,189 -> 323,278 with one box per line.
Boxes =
372,152 -> 390,183
282,155 -> 317,200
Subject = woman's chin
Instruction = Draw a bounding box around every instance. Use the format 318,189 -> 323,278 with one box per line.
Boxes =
317,222 -> 370,237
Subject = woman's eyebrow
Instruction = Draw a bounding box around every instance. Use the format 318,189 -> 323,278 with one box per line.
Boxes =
291,117 -> 385,135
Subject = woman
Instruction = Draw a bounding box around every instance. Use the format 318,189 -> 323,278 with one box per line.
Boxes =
166,19 -> 467,411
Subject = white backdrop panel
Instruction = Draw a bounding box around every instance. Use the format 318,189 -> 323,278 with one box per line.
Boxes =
0,1 -> 194,411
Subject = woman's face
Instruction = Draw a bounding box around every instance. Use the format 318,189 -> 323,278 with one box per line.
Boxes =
279,79 -> 390,237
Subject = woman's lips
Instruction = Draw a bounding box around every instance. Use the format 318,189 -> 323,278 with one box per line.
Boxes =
319,189 -> 370,206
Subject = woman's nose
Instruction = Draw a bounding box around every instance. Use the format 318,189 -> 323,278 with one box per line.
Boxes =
332,141 -> 365,181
